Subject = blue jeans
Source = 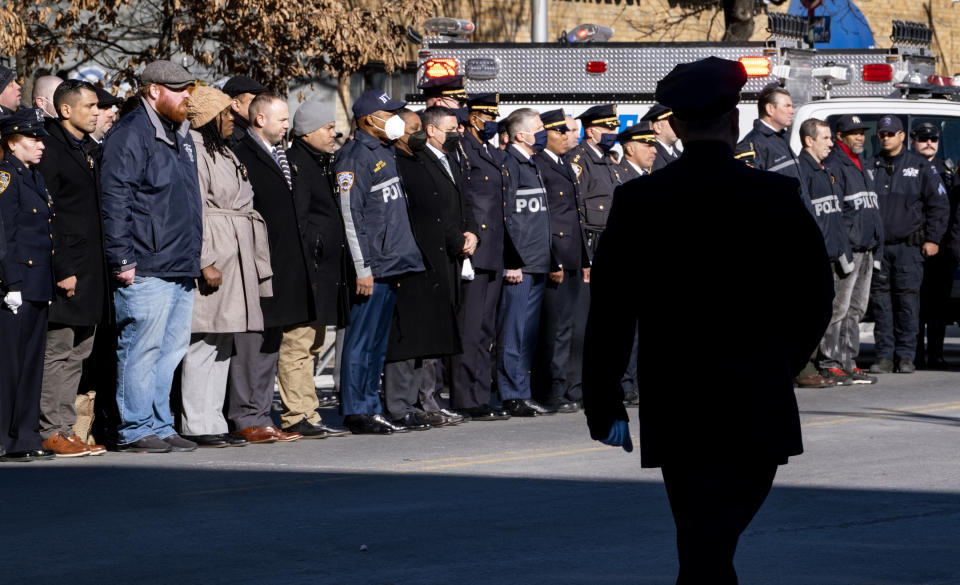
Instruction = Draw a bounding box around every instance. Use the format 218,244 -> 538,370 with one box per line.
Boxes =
340,281 -> 397,415
114,276 -> 195,444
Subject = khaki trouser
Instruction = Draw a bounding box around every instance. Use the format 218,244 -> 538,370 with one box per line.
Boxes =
277,323 -> 326,427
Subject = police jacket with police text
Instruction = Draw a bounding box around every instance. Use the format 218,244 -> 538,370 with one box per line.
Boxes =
822,143 -> 883,256
333,129 -> 424,280
100,99 -> 203,277
798,150 -> 853,272
738,119 -> 802,186
458,131 -> 510,272
503,145 -> 552,274
0,153 -> 54,302
870,148 -> 949,245
533,149 -> 590,270
564,141 -> 621,232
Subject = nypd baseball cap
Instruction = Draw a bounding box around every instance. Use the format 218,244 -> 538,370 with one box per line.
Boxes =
352,89 -> 405,119
835,114 -> 866,133
877,115 -> 904,133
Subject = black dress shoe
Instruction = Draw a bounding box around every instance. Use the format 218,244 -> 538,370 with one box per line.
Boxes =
440,408 -> 468,423
420,411 -> 449,426
283,419 -> 331,439
223,434 -> 249,446
545,398 -> 580,414
461,405 -> 511,421
316,392 -> 339,407
0,449 -> 55,462
182,434 -> 231,448
503,398 -> 556,417
392,412 -> 432,431
344,414 -> 394,435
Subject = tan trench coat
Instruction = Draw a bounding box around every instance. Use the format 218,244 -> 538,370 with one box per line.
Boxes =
190,130 -> 273,333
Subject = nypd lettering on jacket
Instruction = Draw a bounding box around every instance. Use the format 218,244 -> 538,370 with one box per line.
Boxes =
333,129 -> 424,280
871,149 -> 949,245
503,145 -> 552,274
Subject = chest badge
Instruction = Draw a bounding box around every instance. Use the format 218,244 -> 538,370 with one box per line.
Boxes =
571,164 -> 582,179
183,143 -> 195,163
0,171 -> 9,195
902,167 -> 919,178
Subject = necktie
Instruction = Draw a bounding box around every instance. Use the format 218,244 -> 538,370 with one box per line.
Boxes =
272,146 -> 292,189
439,153 -> 454,181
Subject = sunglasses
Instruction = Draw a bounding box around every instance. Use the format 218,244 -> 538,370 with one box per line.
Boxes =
915,134 -> 940,143
877,131 -> 899,139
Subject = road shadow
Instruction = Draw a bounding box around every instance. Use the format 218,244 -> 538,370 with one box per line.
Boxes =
800,408 -> 960,427
1,465 -> 958,584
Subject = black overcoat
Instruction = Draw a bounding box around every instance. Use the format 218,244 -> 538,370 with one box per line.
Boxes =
287,138 -> 351,328
386,146 -> 477,361
37,121 -> 109,326
231,133 -> 315,328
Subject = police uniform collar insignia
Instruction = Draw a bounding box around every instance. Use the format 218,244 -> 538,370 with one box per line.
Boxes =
338,171 -> 354,192
571,163 -> 582,179
0,171 -> 9,194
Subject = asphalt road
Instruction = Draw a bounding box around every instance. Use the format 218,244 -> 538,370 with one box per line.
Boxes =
2,339 -> 959,585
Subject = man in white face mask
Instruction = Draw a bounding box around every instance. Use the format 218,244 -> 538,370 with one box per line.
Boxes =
332,89 -> 425,435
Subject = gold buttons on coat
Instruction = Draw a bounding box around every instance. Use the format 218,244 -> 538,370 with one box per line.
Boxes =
27,260 -> 33,265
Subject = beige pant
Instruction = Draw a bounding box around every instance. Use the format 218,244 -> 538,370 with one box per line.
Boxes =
277,323 -> 326,427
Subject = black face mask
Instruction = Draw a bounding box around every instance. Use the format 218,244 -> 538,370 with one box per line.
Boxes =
442,131 -> 461,152
408,130 -> 428,151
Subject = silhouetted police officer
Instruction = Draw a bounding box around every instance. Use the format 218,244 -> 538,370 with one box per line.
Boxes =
584,57 -> 833,584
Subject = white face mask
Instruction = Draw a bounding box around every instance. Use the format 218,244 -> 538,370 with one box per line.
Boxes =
372,114 -> 406,141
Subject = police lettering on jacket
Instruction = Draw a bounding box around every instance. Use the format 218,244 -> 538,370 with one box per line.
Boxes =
822,144 -> 884,257
798,150 -> 853,272
869,148 -> 949,245
503,145 -> 552,274
333,128 -> 424,280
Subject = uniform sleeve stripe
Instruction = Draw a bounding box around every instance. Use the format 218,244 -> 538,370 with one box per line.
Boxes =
516,188 -> 547,196
371,177 -> 400,191
768,159 -> 798,173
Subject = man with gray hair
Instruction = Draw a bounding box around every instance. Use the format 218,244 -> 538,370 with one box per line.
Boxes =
32,75 -> 63,119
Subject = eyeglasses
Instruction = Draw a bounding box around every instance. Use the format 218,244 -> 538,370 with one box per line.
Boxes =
877,131 -> 898,139
915,134 -> 940,143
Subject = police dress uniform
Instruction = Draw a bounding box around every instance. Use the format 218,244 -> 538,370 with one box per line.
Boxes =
0,109 -> 56,459
616,121 -> 657,180
583,57 -> 833,584
869,116 -> 950,370
640,104 -> 679,172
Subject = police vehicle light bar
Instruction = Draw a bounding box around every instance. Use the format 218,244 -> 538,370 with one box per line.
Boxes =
564,24 -> 614,43
927,75 -> 956,87
424,58 -> 458,79
586,61 -> 607,74
862,64 -> 893,82
739,56 -> 771,77
423,18 -> 475,37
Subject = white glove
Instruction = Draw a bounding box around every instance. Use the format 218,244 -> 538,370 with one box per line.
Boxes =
461,258 -> 475,281
4,291 -> 22,314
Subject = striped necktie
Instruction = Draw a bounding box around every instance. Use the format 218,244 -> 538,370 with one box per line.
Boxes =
272,146 -> 292,189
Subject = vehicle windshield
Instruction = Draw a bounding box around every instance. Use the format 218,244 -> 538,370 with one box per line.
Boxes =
826,113 -> 960,166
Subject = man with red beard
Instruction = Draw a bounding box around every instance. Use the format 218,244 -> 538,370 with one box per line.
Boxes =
100,61 -> 203,453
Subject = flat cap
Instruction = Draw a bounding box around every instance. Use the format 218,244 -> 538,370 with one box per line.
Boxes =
834,114 -> 866,133
419,75 -> 468,101
140,60 -> 195,90
617,121 -> 656,144
0,108 -> 49,138
94,87 -> 124,109
0,65 -> 15,94
222,75 -> 268,98
578,104 -> 619,129
655,57 -> 747,121
352,89 -> 405,119
293,101 -> 337,137
910,121 -> 939,138
640,103 -> 673,122
541,108 -> 569,132
877,114 -> 904,133
467,93 -> 499,116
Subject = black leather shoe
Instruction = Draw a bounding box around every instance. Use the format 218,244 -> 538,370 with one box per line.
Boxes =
545,398 -> 580,414
420,411 -> 449,426
344,414 -> 394,435
928,356 -> 950,369
0,449 -> 55,462
460,405 -> 511,421
503,398 -> 556,417
224,434 -> 249,447
440,408 -> 468,423
283,419 -> 331,439
392,412 -> 432,431
316,392 -> 339,408
182,434 -> 231,448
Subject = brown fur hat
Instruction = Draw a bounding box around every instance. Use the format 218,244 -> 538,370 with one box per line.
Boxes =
187,86 -> 233,129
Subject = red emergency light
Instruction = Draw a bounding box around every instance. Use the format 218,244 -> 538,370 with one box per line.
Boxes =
739,56 -> 771,77
862,64 -> 893,82
927,75 -> 955,86
586,61 -> 607,74
423,58 -> 458,79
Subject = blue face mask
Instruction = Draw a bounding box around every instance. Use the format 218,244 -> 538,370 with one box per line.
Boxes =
597,132 -> 618,153
476,120 -> 499,142
527,129 -> 548,152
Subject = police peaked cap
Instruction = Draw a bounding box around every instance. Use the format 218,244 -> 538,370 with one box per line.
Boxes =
222,75 -> 268,98
419,75 -> 468,100
640,103 -> 673,122
578,104 -> 619,129
541,108 -> 569,132
0,108 -> 49,138
616,121 -> 655,144
910,121 -> 939,138
95,87 -> 124,108
467,93 -> 499,116
655,57 -> 747,121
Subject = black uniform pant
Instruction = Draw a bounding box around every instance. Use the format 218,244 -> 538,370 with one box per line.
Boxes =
661,460 -> 779,585
534,269 -> 582,403
0,300 -> 49,453
917,250 -> 957,362
451,269 -> 502,409
872,242 -> 924,362
568,282 -> 637,401
226,328 -> 282,430
383,357 -> 436,420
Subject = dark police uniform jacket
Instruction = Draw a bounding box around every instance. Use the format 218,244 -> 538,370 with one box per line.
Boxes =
583,141 -> 833,468
738,119 -> 802,184
0,153 -> 54,302
822,144 -> 883,261
652,140 -> 679,172
458,131 -> 510,272
533,149 -> 590,271
333,129 -> 424,280
100,99 -> 202,277
38,120 -> 110,326
232,131 -> 315,329
503,145 -> 552,274
798,150 -> 854,272
564,142 -> 621,233
870,149 -> 949,245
